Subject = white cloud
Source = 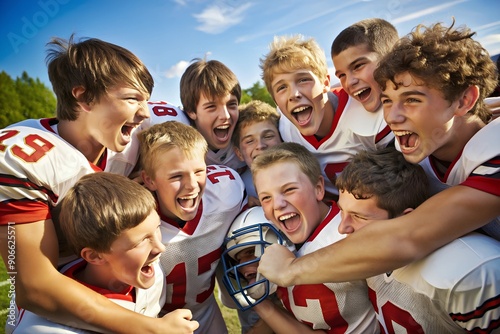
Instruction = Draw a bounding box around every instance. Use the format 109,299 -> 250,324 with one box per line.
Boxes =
391,0 -> 467,24
194,2 -> 253,34
477,34 -> 500,56
165,60 -> 190,78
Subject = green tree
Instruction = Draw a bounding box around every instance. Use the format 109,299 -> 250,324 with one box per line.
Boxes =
0,71 -> 56,128
241,81 -> 275,107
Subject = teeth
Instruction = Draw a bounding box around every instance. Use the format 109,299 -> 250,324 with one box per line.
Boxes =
393,130 -> 413,136
353,88 -> 368,97
292,106 -> 308,113
279,213 -> 296,221
179,193 -> 197,200
216,125 -> 229,130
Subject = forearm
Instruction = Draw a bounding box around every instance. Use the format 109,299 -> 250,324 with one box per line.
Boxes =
1,222 -> 167,334
253,300 -> 326,334
22,272 -> 166,333
284,185 -> 500,285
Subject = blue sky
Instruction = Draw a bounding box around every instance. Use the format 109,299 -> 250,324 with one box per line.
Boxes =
1,0 -> 499,107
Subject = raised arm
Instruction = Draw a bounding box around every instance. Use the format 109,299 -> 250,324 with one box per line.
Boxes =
0,219 -> 198,334
252,299 -> 326,334
259,185 -> 500,286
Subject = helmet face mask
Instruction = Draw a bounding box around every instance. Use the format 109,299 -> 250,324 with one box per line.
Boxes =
221,207 -> 293,311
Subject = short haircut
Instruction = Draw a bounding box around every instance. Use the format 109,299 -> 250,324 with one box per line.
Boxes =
46,34 -> 154,121
331,18 -> 399,59
231,100 -> 281,148
58,172 -> 157,255
336,147 -> 429,218
180,58 -> 241,114
138,121 -> 208,178
374,21 -> 498,123
260,35 -> 328,98
251,142 -> 321,189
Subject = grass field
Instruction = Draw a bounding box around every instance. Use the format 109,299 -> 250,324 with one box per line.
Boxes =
0,260 -> 241,334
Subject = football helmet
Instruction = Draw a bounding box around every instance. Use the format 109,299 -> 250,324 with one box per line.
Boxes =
221,206 -> 293,311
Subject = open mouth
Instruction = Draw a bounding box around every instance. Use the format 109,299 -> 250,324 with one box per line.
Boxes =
214,124 -> 230,141
141,257 -> 159,278
291,106 -> 312,125
278,212 -> 300,232
121,124 -> 136,140
394,130 -> 418,149
353,87 -> 371,102
178,193 -> 198,210
243,272 -> 257,282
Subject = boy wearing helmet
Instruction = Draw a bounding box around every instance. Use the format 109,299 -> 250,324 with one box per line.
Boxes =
248,142 -> 378,333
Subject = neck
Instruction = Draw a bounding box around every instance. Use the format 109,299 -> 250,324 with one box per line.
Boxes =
58,119 -> 105,164
432,114 -> 485,163
76,262 -> 129,293
316,92 -> 335,138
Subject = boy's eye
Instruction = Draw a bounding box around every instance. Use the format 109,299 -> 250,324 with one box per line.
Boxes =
275,84 -> 286,93
259,195 -> 271,202
353,62 -> 365,70
381,98 -> 391,105
406,97 -> 420,103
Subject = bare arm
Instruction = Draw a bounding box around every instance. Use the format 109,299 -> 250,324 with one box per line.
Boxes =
485,96 -> 500,119
253,299 -> 326,334
259,185 -> 500,286
0,220 -> 198,334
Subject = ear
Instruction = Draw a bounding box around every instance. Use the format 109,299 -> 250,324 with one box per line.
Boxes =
72,86 -> 92,112
401,208 -> 414,215
186,110 -> 197,121
315,175 -> 326,201
233,146 -> 244,162
141,170 -> 157,191
455,85 -> 480,116
80,247 -> 106,265
323,74 -> 331,93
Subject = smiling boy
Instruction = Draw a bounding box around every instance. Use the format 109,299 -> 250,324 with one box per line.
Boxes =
9,173 -> 198,333
138,121 -> 247,334
180,58 -> 246,173
251,142 -> 378,333
0,35 -> 197,333
260,35 -> 392,200
256,21 -> 500,293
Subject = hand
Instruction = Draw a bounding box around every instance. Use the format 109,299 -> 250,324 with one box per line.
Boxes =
247,196 -> 261,208
159,309 -> 199,333
258,244 -> 297,287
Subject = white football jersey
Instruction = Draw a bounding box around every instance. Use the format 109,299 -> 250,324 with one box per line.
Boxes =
206,143 -> 247,174
8,258 -> 165,333
277,205 -> 379,333
417,117 -> 500,239
0,118 -> 103,226
279,88 -> 393,198
368,233 -> 500,333
158,164 -> 247,334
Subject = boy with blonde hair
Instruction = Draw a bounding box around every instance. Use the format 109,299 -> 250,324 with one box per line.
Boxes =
139,121 -> 247,334
250,142 -> 378,333
10,173 -> 198,333
260,35 -> 392,200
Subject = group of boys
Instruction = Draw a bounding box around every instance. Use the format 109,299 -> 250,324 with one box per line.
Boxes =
1,15 -> 500,334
